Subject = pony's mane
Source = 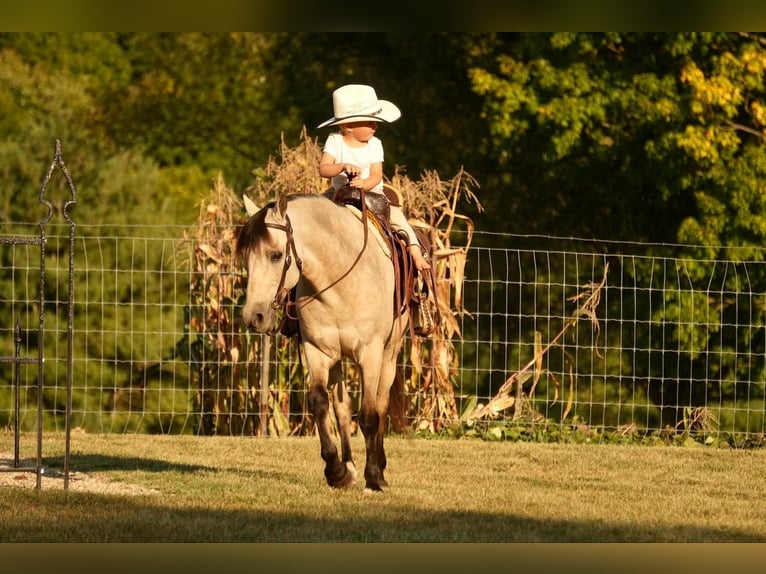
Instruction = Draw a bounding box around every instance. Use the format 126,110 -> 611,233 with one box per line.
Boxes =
235,194 -> 331,259
235,200 -> 275,259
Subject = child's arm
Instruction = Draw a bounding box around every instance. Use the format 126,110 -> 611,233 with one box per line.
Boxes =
319,152 -> 350,179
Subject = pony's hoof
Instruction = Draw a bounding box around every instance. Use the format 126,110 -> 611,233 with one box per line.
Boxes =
363,478 -> 388,493
327,461 -> 357,489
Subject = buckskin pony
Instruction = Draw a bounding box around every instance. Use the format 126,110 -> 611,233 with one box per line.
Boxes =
236,192 -> 409,491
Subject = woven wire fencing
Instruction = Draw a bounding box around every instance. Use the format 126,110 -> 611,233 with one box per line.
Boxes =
2,225 -> 766,441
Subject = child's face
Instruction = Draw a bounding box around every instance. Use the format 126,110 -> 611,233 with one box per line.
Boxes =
341,121 -> 378,143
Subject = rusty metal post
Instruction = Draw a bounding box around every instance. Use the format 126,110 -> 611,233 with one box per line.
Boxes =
0,139 -> 77,490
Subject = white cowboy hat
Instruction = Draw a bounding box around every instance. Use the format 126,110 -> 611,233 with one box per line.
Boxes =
317,84 -> 401,128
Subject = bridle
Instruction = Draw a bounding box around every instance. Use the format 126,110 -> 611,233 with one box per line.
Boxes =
264,214 -> 303,313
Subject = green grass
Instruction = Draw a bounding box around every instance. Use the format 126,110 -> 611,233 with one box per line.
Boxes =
2,431 -> 766,542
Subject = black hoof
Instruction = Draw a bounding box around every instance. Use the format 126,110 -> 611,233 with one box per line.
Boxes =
326,461 -> 357,489
363,477 -> 388,492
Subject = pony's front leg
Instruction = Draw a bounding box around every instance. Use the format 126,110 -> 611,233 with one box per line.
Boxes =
306,354 -> 356,489
330,362 -> 356,475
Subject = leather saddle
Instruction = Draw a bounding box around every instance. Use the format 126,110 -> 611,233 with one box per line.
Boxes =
331,185 -> 391,221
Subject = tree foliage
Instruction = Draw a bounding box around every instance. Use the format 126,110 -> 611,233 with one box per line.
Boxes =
469,33 -> 766,247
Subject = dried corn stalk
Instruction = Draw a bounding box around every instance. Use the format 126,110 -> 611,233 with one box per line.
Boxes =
179,174 -> 258,435
392,167 -> 483,432
464,263 -> 608,424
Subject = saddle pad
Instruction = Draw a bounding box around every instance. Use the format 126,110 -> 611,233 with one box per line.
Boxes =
343,204 -> 392,258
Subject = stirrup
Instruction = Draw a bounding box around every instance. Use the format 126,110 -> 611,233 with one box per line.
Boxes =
411,278 -> 434,337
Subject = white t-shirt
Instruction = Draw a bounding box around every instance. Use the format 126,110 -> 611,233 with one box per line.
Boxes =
323,132 -> 385,192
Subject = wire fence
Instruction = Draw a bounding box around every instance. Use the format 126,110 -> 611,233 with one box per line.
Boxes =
464,239 -> 766,437
2,224 -> 766,441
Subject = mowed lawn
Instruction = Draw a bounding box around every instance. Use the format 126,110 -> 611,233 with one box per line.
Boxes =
1,431 -> 766,543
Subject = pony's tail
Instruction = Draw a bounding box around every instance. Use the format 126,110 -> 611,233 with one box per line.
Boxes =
387,368 -> 408,433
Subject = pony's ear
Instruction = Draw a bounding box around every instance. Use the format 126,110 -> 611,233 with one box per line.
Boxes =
242,194 -> 259,216
276,192 -> 288,216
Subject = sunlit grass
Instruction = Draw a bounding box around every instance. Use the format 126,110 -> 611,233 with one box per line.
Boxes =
1,432 -> 765,542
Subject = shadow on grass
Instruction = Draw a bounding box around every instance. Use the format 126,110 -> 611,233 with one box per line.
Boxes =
45,452 -> 214,474
1,486 -> 763,543
34,452 -> 296,485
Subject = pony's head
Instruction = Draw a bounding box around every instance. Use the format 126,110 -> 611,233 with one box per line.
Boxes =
236,194 -> 300,333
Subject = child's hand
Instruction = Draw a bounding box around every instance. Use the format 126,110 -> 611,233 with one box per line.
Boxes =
342,167 -> 366,190
341,165 -> 361,180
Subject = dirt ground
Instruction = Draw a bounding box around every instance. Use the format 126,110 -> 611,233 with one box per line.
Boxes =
0,454 -> 159,495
